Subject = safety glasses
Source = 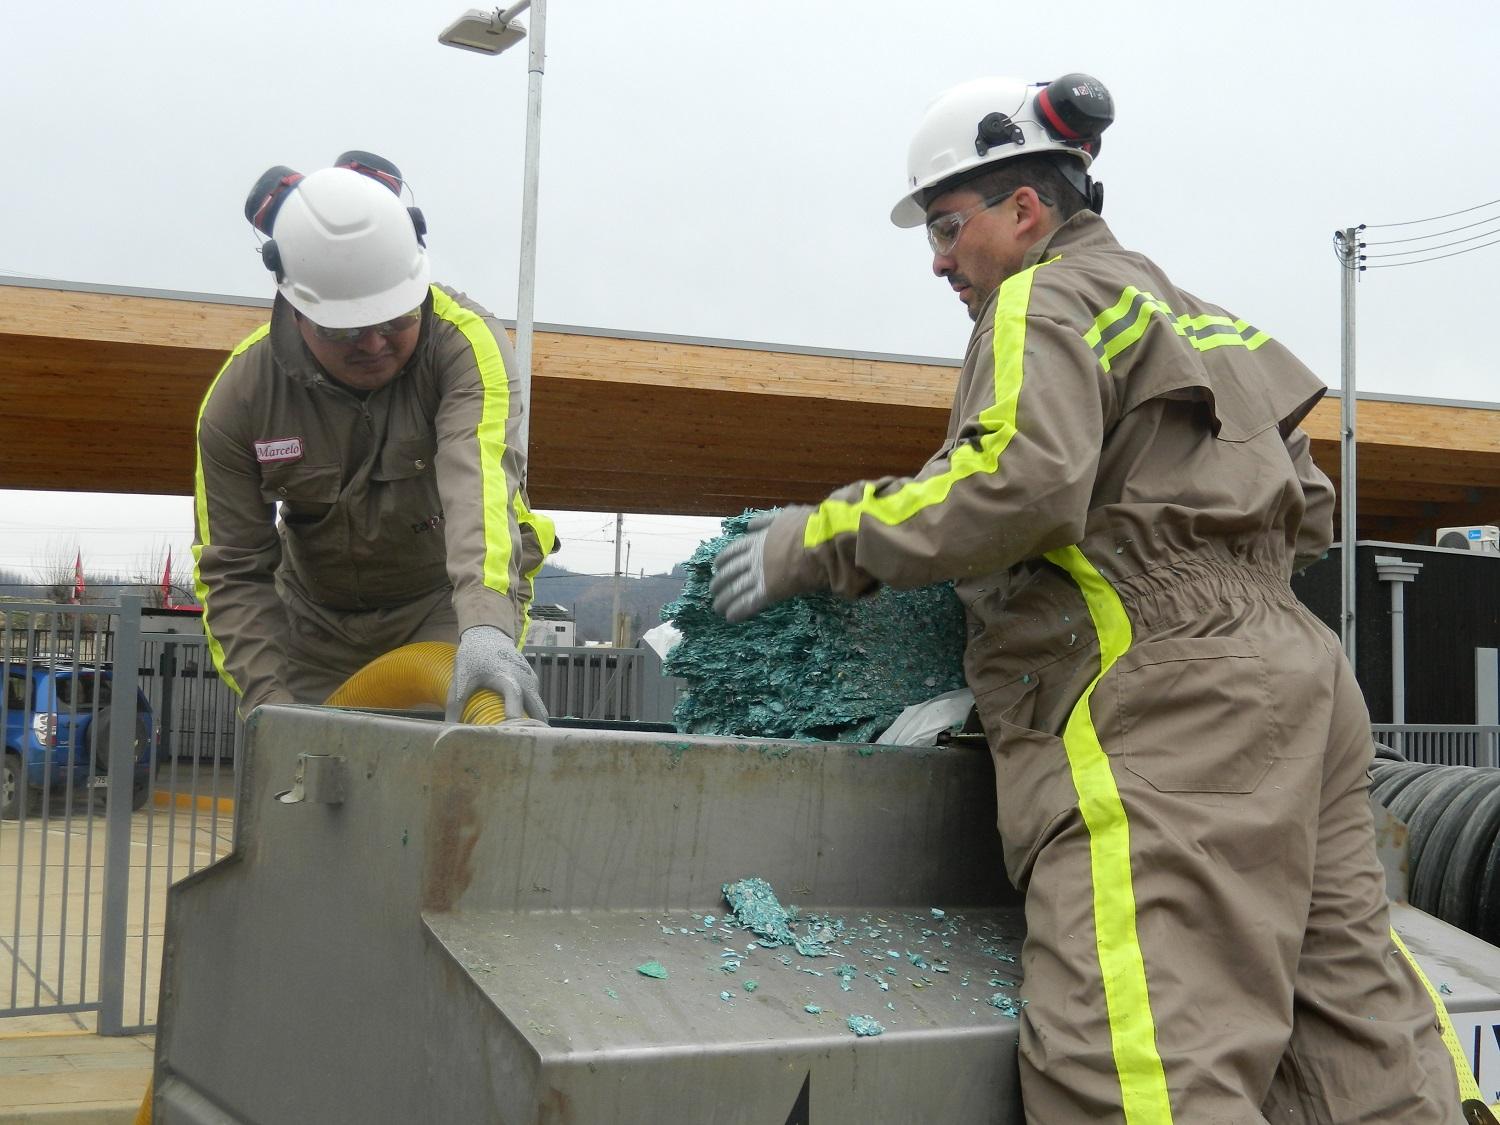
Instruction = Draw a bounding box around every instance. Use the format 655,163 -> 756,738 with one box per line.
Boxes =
308,308 -> 423,343
925,189 -> 1017,255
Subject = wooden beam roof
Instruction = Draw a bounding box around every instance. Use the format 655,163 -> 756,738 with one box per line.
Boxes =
3,280 -> 1498,547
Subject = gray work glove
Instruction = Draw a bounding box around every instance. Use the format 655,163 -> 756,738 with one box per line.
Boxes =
710,513 -> 778,623
445,625 -> 548,724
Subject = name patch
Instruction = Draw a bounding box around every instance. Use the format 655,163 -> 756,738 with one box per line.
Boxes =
254,437 -> 304,463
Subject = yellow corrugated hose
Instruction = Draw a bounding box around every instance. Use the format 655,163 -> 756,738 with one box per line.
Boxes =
322,640 -> 508,724
134,642 -> 504,1122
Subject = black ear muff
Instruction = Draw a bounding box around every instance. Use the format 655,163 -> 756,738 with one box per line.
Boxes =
408,207 -> 427,247
334,149 -> 405,196
244,165 -> 305,236
1034,74 -> 1114,144
1088,180 -> 1105,215
260,240 -> 284,281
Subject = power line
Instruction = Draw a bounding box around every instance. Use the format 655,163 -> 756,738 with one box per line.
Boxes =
1362,213 -> 1500,247
1364,226 -> 1500,259
1364,235 -> 1500,269
1364,196 -> 1500,230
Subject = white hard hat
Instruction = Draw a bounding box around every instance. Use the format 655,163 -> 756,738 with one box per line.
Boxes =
268,167 -> 430,328
891,75 -> 1111,228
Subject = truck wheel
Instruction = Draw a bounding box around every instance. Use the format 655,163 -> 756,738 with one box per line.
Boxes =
2,752 -> 30,821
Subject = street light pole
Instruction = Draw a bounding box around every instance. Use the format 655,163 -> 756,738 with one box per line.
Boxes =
514,0 -> 545,454
438,1 -> 546,454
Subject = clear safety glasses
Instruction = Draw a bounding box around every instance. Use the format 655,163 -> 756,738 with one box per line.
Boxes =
308,308 -> 423,343
925,189 -> 1017,255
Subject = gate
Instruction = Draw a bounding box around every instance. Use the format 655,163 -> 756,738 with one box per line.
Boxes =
1,599 -> 681,1036
0,596 -> 241,1034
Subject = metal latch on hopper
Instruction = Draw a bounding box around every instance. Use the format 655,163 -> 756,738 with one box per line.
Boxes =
275,753 -> 347,805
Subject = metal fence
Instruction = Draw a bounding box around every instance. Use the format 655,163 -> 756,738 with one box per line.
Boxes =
1,598 -> 682,1034
1372,724 -> 1500,768
1,597 -> 239,1034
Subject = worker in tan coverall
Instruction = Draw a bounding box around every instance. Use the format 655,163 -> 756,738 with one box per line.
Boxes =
193,153 -> 555,721
713,76 -> 1465,1123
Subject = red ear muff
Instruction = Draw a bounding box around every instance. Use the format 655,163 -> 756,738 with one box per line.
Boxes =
333,150 -> 405,196
244,165 -> 305,236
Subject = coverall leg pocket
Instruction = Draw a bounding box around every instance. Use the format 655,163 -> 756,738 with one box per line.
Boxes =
1105,635 -> 1274,794
977,678 -> 1078,891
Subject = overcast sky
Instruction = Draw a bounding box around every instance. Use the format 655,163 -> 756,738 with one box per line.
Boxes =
3,0 -> 1497,583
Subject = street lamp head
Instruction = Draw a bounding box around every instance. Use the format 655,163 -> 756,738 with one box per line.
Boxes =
438,8 -> 527,55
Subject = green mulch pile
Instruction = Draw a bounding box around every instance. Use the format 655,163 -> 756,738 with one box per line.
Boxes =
661,511 -> 967,742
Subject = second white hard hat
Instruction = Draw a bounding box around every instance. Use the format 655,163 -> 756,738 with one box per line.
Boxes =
269,167 -> 431,328
891,75 -> 1111,228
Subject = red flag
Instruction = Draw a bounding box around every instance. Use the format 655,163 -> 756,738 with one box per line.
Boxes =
72,550 -> 85,604
160,548 -> 174,609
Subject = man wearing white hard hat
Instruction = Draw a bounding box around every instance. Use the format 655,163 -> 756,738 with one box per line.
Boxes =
193,153 -> 554,724
714,78 -> 1463,1121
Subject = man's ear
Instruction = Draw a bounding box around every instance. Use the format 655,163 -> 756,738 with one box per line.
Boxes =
1011,186 -> 1046,233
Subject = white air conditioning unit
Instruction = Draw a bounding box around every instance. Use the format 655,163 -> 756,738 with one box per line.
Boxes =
1435,525 -> 1500,553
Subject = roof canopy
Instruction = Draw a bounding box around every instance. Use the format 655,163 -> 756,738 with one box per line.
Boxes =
3,279 -> 1498,547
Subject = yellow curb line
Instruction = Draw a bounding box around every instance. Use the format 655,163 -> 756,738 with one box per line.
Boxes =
151,791 -> 234,816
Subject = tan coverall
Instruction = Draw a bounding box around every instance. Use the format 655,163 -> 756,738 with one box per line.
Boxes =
760,212 -> 1461,1122
192,285 -> 554,713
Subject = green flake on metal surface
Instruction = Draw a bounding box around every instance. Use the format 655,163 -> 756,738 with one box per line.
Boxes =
744,980 -> 759,992
662,511 -> 967,742
721,876 -> 834,957
604,988 -> 619,1000
636,960 -> 669,980
986,992 -> 1023,1018
846,1015 -> 885,1037
805,1004 -> 822,1014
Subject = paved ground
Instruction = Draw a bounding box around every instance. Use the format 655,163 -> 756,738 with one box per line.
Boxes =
0,779 -> 234,1123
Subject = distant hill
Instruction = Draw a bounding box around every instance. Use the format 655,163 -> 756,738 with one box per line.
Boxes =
532,563 -> 688,645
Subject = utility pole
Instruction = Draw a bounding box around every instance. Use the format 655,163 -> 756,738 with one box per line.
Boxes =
1335,227 -> 1361,666
610,512 -> 624,647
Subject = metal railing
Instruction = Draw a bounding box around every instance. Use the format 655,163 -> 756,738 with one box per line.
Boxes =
1,597 -> 240,1034
1372,724 -> 1500,768
528,645 -> 682,724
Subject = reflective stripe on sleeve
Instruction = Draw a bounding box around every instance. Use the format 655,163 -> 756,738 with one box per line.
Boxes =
512,497 -> 556,646
431,287 -> 514,596
191,323 -> 271,697
1042,543 -> 1173,1124
1084,285 -> 1270,373
800,262 -> 1046,549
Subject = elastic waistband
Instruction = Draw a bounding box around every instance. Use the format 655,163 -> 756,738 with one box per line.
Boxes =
1108,557 -> 1298,632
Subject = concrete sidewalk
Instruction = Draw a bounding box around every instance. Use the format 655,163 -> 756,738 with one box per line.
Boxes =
0,1013 -> 151,1124
0,778 -> 235,1124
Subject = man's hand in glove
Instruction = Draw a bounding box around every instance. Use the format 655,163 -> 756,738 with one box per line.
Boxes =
445,625 -> 548,724
711,513 -> 779,623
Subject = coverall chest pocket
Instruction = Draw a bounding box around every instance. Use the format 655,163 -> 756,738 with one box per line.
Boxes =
258,463 -> 341,525
373,436 -> 437,483
1104,635 -> 1274,794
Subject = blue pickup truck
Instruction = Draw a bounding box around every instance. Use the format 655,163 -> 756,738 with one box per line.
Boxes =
2,661 -> 154,819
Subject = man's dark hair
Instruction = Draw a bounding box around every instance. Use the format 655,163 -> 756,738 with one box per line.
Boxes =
926,153 -> 1089,221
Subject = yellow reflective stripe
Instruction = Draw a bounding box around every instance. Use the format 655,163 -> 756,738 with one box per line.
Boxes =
801,263 -> 1043,548
1085,287 -> 1271,372
512,497 -> 556,645
430,287 -> 513,595
1042,544 -> 1172,1123
191,323 -> 271,697
1390,927 -> 1484,1104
